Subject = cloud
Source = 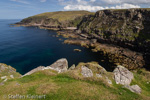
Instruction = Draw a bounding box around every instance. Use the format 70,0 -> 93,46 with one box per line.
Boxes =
64,5 -> 105,11
64,3 -> 140,11
40,0 -> 47,2
90,0 -> 96,2
10,0 -> 30,4
101,0 -> 150,5
110,3 -> 140,9
58,0 -> 150,11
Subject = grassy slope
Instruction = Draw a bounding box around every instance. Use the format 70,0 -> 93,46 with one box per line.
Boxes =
0,63 -> 150,100
34,11 -> 93,22
21,11 -> 94,24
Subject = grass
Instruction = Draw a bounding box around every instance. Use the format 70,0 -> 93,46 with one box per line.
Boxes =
0,63 -> 150,100
32,11 -> 94,22
21,11 -> 94,27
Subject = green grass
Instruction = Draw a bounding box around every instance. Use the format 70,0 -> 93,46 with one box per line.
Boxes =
0,64 -> 150,100
32,11 -> 93,22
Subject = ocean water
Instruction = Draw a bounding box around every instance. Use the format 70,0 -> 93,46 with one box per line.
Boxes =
0,19 -> 110,74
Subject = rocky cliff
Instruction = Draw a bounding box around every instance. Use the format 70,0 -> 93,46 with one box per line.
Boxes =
78,8 -> 150,69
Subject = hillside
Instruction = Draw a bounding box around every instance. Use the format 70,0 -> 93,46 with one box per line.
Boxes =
0,59 -> 150,100
16,11 -> 94,29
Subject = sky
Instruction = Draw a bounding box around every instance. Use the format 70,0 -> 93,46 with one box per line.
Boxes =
0,0 -> 150,19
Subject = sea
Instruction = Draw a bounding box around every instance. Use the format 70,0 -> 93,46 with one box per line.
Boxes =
0,19 -> 111,74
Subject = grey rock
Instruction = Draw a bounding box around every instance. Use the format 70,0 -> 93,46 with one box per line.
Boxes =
125,85 -> 141,94
23,66 -> 45,76
81,66 -> 93,77
113,65 -> 134,85
46,58 -> 68,73
23,58 -> 68,76
69,64 -> 76,70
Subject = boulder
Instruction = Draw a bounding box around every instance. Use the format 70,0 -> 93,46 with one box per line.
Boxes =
81,66 -> 93,77
113,65 -> 134,85
125,85 -> 141,94
46,58 -> 68,73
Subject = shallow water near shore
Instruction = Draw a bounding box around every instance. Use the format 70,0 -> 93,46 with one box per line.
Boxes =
0,19 -> 112,74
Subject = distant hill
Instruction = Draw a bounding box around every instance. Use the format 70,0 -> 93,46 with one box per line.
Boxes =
17,11 -> 94,28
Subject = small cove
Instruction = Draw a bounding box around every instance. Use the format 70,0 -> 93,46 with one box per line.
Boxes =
0,19 -> 112,74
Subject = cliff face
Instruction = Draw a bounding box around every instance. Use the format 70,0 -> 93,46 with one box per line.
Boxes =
78,9 -> 150,50
78,9 -> 150,69
17,11 -> 94,29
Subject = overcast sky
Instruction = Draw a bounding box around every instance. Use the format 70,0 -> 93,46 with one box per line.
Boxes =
0,0 -> 150,19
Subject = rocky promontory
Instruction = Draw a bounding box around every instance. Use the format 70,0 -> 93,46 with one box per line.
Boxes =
15,11 -> 93,30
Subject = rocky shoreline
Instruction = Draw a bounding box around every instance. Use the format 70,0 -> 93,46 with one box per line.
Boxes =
57,30 -> 145,70
13,24 -> 147,71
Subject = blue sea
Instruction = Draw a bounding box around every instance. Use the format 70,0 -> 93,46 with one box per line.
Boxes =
0,19 -> 110,74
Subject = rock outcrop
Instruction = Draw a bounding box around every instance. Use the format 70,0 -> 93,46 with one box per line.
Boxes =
23,58 -> 68,76
113,65 -> 134,85
125,85 -> 142,94
46,58 -> 68,73
113,65 -> 141,94
0,60 -> 144,94
81,66 -> 93,77
23,66 -> 45,76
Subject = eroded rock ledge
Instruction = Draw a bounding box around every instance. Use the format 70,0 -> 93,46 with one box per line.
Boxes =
61,31 -> 144,70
